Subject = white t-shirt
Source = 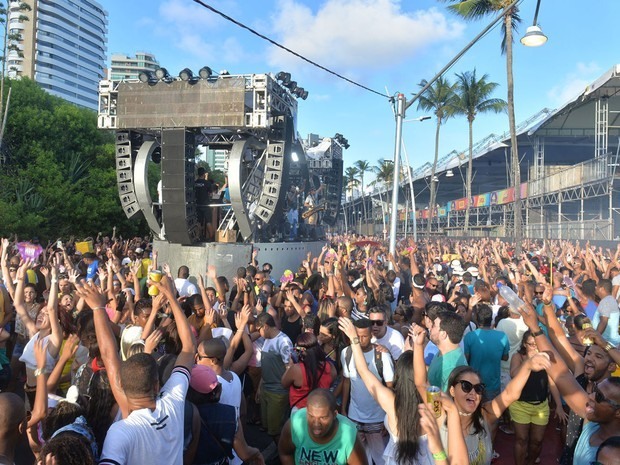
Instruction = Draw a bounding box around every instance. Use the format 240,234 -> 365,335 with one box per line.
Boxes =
174,278 -> 198,298
99,366 -> 190,465
612,274 -> 620,300
372,326 -> 405,360
496,316 -> 529,373
341,346 -> 394,423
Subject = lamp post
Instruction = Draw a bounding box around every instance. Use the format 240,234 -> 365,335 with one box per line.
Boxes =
521,0 -> 547,47
387,0 -> 521,260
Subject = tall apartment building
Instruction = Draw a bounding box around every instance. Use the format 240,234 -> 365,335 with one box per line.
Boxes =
110,52 -> 159,81
7,0 -> 108,110
206,148 -> 228,173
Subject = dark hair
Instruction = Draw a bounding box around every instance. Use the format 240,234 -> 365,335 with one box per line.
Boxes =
353,318 -> 372,330
517,330 -> 534,355
40,433 -> 96,465
120,353 -> 159,397
494,306 -> 510,327
302,314 -> 320,335
448,366 -> 486,437
42,401 -> 84,441
295,333 -> 327,390
574,313 -> 591,330
438,310 -> 466,344
133,298 -> 152,318
197,167 -> 207,177
425,302 -> 447,322
256,312 -> 276,329
76,310 -> 99,359
177,266 -> 190,279
598,279 -> 613,294
475,304 -> 493,327
393,351 -> 422,463
581,279 -> 597,298
307,388 -> 338,411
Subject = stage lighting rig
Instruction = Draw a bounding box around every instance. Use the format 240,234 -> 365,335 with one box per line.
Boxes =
138,71 -> 157,85
155,67 -> 172,81
179,68 -> 198,83
275,71 -> 291,85
198,66 -> 213,79
334,133 -> 349,149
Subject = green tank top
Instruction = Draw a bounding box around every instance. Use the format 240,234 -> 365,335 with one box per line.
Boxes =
291,408 -> 357,465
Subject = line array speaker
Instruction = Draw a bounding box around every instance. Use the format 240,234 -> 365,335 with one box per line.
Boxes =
115,131 -> 139,218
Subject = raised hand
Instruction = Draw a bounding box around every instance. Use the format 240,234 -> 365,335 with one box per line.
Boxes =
144,329 -> 164,354
68,269 -> 80,285
75,281 -> 107,310
207,264 -> 217,281
409,323 -> 427,347
60,334 -> 80,362
337,316 -> 357,341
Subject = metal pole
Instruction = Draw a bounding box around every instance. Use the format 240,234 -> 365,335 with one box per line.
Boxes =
389,94 -> 406,258
400,140 -> 418,242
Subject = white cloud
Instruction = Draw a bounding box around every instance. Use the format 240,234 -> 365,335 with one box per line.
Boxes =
547,61 -> 603,106
267,0 -> 465,72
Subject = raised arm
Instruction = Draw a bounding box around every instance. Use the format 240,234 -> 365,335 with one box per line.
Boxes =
152,277 -> 196,371
14,261 -> 37,338
46,264 -> 63,358
517,303 -> 589,419
338,318 -> 395,416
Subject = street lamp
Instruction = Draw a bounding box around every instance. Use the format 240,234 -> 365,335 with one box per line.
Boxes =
521,0 -> 547,47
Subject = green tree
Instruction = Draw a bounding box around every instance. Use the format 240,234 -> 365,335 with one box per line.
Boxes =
354,160 -> 371,224
0,1 -> 31,150
344,166 -> 360,200
442,0 -> 522,248
0,78 -> 147,239
453,69 -> 506,232
417,76 -> 458,234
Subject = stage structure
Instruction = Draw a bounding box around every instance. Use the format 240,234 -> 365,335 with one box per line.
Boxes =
98,70 -> 345,245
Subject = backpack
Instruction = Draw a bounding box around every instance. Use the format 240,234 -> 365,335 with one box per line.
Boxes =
345,345 -> 386,386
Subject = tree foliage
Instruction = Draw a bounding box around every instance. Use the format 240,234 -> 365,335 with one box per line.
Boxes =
0,78 -> 148,240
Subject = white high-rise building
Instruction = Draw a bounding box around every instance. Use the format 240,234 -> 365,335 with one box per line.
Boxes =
110,52 -> 159,81
7,0 -> 108,110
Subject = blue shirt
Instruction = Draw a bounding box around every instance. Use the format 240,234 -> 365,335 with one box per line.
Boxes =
464,328 -> 510,395
428,347 -> 468,392
86,259 -> 99,281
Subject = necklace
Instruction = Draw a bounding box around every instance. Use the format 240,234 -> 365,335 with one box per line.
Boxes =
458,410 -> 473,417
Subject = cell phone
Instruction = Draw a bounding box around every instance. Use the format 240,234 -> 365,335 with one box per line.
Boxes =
57,241 -> 62,248
563,276 -> 574,288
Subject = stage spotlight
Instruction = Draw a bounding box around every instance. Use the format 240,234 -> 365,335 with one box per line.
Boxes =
299,89 -> 309,100
286,81 -> 297,92
219,70 -> 230,76
138,71 -> 157,84
155,67 -> 170,80
198,66 -> 213,79
343,139 -> 350,149
179,68 -> 194,81
276,71 -> 291,85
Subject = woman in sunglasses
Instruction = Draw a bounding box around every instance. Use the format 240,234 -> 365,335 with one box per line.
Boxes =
508,331 -> 566,465
412,324 -> 553,465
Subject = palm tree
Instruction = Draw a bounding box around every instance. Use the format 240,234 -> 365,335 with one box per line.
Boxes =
344,166 -> 360,231
417,76 -> 458,234
443,0 -> 522,249
372,159 -> 396,230
453,69 -> 507,233
354,160 -> 371,226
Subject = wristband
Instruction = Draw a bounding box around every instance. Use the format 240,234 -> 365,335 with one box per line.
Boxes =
93,306 -> 106,311
604,342 -> 615,352
432,451 -> 447,461
531,329 -> 544,337
542,300 -> 552,306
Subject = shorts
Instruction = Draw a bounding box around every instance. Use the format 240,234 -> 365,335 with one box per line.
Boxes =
509,399 -> 549,426
260,390 -> 289,436
197,206 -> 212,223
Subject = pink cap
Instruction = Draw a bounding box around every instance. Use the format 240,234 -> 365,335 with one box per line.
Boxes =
190,365 -> 219,394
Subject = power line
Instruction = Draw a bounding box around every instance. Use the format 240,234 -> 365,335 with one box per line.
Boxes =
191,0 -> 390,99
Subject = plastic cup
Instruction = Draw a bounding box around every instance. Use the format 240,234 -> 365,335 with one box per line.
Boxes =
148,270 -> 163,296
427,385 -> 442,418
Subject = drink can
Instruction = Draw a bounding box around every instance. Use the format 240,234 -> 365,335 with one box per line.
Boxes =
427,385 -> 442,418
581,323 -> 593,346
148,270 -> 164,296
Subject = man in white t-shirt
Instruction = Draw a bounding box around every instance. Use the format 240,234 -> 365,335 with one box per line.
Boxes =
368,306 -> 404,360
77,277 -> 196,465
341,318 -> 394,465
174,265 -> 198,298
594,279 -> 620,346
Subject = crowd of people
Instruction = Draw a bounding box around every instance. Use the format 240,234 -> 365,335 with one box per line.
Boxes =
0,233 -> 619,465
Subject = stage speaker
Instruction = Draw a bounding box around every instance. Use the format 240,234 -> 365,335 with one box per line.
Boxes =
115,131 -> 139,218
161,128 -> 200,244
322,157 -> 343,226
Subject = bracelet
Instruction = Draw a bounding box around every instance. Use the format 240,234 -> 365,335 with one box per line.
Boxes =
432,451 -> 447,461
604,342 -> 615,352
93,306 -> 106,311
542,300 -> 552,306
51,279 -> 58,284
531,329 -> 544,337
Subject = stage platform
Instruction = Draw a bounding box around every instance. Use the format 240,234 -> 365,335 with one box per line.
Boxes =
154,240 -> 325,287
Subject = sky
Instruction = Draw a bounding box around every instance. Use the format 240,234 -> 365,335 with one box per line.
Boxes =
103,0 -> 620,187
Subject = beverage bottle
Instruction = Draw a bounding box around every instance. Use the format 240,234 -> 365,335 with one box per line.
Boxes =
497,282 -> 525,315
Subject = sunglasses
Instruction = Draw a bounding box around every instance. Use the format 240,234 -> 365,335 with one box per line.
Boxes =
535,291 -> 544,295
370,320 -> 385,326
9,267 -> 17,272
456,380 -> 485,395
593,384 -> 620,409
